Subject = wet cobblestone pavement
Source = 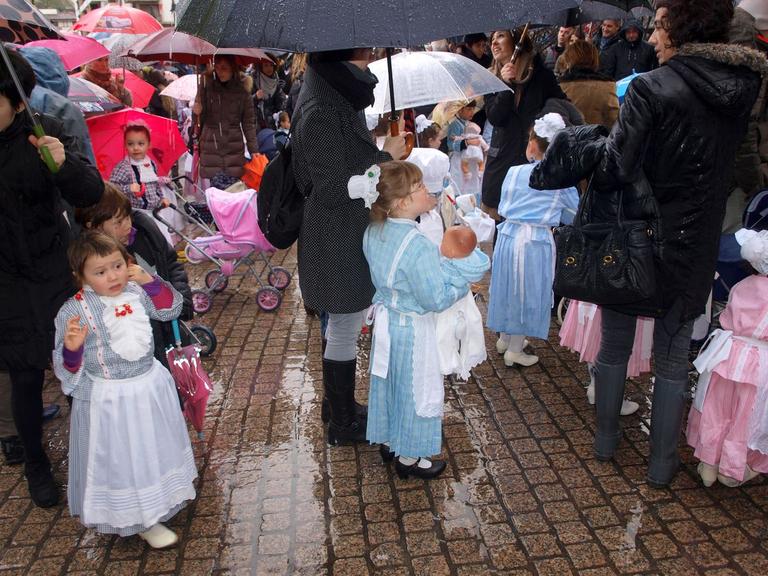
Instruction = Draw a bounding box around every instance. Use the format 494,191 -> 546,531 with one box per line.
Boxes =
2,245 -> 767,575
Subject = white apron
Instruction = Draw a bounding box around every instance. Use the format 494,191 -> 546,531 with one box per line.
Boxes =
82,359 -> 197,528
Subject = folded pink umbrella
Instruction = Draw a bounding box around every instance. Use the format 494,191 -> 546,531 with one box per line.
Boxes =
123,27 -> 270,66
73,68 -> 155,109
26,34 -> 110,71
72,3 -> 162,35
86,108 -> 186,178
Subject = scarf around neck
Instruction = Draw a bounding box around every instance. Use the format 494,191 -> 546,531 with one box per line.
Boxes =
85,67 -> 115,91
311,61 -> 378,111
257,71 -> 279,98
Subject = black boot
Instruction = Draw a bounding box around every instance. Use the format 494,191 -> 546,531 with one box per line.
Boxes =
25,459 -> 59,508
647,376 -> 687,488
593,361 -> 629,461
1,436 -> 24,465
320,340 -> 367,424
324,359 -> 367,446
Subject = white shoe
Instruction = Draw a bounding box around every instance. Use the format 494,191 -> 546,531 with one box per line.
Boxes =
587,382 -> 595,405
717,466 -> 760,487
496,337 -> 530,355
139,523 -> 178,549
586,382 -> 638,415
504,350 -> 539,367
697,462 -> 718,487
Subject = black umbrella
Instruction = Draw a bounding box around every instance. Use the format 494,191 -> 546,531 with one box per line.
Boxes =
175,0 -> 579,51
0,0 -> 61,173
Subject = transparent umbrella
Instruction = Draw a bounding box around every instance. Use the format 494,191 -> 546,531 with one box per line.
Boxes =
366,51 -> 510,115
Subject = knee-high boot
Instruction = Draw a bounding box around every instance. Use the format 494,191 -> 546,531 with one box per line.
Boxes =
320,340 -> 367,424
647,376 -> 687,487
323,359 -> 367,445
593,361 -> 629,461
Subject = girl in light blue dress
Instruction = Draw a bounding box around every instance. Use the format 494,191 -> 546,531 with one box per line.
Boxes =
487,113 -> 579,368
358,161 -> 486,480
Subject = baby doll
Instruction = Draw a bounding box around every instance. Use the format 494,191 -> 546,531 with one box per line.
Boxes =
460,122 -> 489,175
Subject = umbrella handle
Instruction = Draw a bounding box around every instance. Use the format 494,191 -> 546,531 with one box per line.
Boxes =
31,122 -> 60,174
388,121 -> 414,160
171,319 -> 182,347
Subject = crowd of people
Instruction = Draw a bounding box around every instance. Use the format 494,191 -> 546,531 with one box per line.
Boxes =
0,0 -> 766,552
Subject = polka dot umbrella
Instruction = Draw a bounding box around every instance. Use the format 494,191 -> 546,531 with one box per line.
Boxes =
0,0 -> 63,173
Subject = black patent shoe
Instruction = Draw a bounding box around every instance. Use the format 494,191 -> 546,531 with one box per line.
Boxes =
1,436 -> 24,465
25,463 -> 59,508
395,458 -> 446,480
379,444 -> 395,463
321,397 -> 368,423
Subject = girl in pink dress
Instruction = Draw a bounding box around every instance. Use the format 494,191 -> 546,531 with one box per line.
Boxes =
687,229 -> 768,487
559,300 -> 651,416
686,230 -> 768,487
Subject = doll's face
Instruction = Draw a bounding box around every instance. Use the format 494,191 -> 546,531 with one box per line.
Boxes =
81,250 -> 129,297
441,225 -> 477,258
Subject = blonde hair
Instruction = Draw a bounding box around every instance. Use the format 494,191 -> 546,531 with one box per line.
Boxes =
369,161 -> 423,223
560,39 -> 600,73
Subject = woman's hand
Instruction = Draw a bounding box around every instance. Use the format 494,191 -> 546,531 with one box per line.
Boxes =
192,101 -> 202,115
382,134 -> 407,160
28,134 -> 65,169
128,264 -> 154,285
500,62 -> 517,84
64,316 -> 88,352
255,89 -> 265,100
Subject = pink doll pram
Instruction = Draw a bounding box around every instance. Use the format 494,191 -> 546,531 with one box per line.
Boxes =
155,187 -> 292,313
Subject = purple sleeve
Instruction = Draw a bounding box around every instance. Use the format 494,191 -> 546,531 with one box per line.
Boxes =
142,277 -> 174,308
62,345 -> 84,373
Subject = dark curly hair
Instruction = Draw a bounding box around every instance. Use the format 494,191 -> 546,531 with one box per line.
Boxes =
654,0 -> 733,47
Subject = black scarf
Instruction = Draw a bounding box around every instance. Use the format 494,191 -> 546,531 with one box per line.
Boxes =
311,61 -> 377,111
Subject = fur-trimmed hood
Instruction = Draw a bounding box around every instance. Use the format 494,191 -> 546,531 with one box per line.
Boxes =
668,43 -> 766,116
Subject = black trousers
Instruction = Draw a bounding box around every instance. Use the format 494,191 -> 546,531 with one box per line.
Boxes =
8,369 -> 48,469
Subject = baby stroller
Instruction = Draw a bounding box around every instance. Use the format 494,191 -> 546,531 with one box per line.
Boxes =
152,187 -> 292,314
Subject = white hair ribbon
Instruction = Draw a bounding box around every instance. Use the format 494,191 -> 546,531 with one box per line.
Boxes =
415,114 -> 435,134
533,112 -> 566,142
348,165 -> 381,209
736,228 -> 768,275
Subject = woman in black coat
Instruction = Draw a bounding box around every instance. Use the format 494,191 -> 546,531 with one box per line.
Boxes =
532,0 -> 765,487
291,49 -> 406,445
0,50 -> 104,507
480,28 -> 566,219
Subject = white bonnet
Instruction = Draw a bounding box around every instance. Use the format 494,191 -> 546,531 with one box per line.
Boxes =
533,112 -> 566,142
406,148 -> 450,195
736,228 -> 768,274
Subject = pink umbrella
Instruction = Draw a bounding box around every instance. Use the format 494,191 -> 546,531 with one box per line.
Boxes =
26,33 -> 110,71
72,68 -> 155,109
122,27 -> 270,66
86,108 -> 186,178
72,4 -> 163,35
160,74 -> 199,102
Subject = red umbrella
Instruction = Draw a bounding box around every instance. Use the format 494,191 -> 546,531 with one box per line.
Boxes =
72,68 -> 155,109
166,320 -> 213,438
86,108 -> 186,178
72,4 -> 163,35
25,33 -> 110,71
123,27 -> 270,66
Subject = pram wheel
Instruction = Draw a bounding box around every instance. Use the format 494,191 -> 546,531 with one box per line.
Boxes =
256,287 -> 282,311
205,270 -> 229,293
192,290 -> 213,314
190,325 -> 217,357
267,267 -> 292,291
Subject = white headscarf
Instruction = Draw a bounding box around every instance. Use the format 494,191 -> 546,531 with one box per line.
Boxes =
736,229 -> 768,274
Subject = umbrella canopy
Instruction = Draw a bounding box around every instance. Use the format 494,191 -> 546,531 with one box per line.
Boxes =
25,33 -> 110,71
539,1 -> 630,26
124,27 -> 271,66
86,108 -> 186,178
160,73 -> 199,102
165,320 -> 213,438
73,67 -> 155,109
366,51 -> 510,115
73,4 -> 163,35
175,0 -> 579,51
68,76 -> 124,116
0,0 -> 62,43
95,32 -> 146,70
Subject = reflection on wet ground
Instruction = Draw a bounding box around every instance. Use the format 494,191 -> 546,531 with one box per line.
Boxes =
1,245 -> 767,575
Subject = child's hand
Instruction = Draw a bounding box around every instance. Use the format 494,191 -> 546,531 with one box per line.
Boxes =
64,316 -> 88,352
128,264 -> 154,285
129,183 -> 142,196
160,198 -> 171,208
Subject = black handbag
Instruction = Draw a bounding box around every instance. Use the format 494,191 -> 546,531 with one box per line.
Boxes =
553,182 -> 658,307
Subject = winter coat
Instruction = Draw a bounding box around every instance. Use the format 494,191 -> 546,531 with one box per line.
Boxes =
593,31 -> 620,55
129,211 -> 193,367
292,67 -> 391,314
481,55 -> 566,210
559,68 -> 620,129
532,44 -> 765,321
252,72 -> 287,130
197,76 -> 259,179
0,113 -> 104,370
599,20 -> 658,80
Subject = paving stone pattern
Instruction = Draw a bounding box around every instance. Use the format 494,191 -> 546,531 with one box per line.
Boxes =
0,245 -> 766,575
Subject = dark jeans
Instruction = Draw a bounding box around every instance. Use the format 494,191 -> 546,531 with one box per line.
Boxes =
8,369 -> 48,470
598,307 -> 693,382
